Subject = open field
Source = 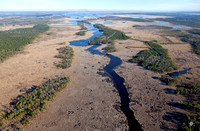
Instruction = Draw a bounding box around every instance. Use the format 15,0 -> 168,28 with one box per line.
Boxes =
0,12 -> 199,130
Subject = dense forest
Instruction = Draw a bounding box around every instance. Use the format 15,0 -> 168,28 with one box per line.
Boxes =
130,42 -> 177,73
0,77 -> 70,130
55,46 -> 74,69
113,12 -> 200,28
88,24 -> 129,45
0,24 -> 49,61
76,31 -> 86,36
154,14 -> 200,28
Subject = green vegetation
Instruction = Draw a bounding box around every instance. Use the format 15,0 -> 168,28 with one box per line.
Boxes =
80,26 -> 88,30
179,33 -> 200,55
176,82 -> 200,130
77,20 -> 89,30
76,20 -> 88,36
0,24 -> 49,61
130,42 -> 177,73
125,46 -> 148,49
176,83 -> 200,96
160,75 -> 179,85
77,20 -> 91,25
154,14 -> 200,28
58,42 -> 66,45
132,25 -> 143,27
0,77 -> 70,129
0,12 -> 66,26
162,29 -> 200,55
100,16 -> 154,22
55,46 -> 74,69
146,25 -> 173,29
76,31 -> 86,36
188,29 -> 200,36
105,44 -> 117,53
133,25 -> 173,30
88,24 -> 129,45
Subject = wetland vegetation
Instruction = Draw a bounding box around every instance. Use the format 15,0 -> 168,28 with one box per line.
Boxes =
130,41 -> 177,73
0,24 -> 49,61
76,31 -> 86,36
105,43 -> 117,53
55,46 -> 74,69
100,16 -> 154,22
0,77 -> 70,129
88,24 -> 129,45
176,82 -> 200,131
164,29 -> 200,55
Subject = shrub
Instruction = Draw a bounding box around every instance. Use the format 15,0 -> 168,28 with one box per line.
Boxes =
55,46 -> 74,69
76,31 -> 86,36
176,83 -> 200,95
0,24 -> 49,61
88,24 -> 129,45
106,44 -> 117,53
0,77 -> 70,129
130,42 -> 177,73
161,75 -> 179,85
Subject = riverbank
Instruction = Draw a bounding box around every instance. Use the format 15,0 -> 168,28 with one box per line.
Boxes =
1,15 -> 198,130
108,42 -> 186,130
25,44 -> 128,131
0,18 -> 128,130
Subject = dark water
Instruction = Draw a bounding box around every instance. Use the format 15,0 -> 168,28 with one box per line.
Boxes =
167,68 -> 192,77
69,17 -> 142,131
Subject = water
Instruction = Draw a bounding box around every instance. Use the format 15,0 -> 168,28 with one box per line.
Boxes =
104,21 -> 114,25
69,24 -> 103,46
69,17 -> 142,131
167,68 -> 192,77
143,21 -> 189,30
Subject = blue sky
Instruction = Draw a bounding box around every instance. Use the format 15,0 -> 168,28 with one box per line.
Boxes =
0,0 -> 199,11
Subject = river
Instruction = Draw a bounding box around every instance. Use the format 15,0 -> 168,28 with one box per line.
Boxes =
69,17 -> 142,131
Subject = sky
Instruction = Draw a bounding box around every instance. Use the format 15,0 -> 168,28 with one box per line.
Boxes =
0,0 -> 199,11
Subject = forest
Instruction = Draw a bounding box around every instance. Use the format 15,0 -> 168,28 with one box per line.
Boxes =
0,24 -> 49,61
88,24 -> 129,45
130,41 -> 177,73
55,46 -> 74,69
0,77 -> 70,130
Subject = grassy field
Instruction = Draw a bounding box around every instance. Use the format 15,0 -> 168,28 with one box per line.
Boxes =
88,24 -> 129,45
100,16 -> 154,22
0,77 -> 70,130
0,24 -> 49,61
160,28 -> 200,55
154,14 -> 200,28
130,42 -> 177,73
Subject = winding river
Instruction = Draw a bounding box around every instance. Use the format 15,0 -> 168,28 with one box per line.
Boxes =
69,20 -> 142,130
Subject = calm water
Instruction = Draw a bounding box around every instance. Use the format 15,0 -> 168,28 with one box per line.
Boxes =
143,21 -> 189,30
167,68 -> 192,77
69,15 -> 142,130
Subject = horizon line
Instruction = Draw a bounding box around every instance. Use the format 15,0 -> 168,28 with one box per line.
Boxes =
0,10 -> 200,12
